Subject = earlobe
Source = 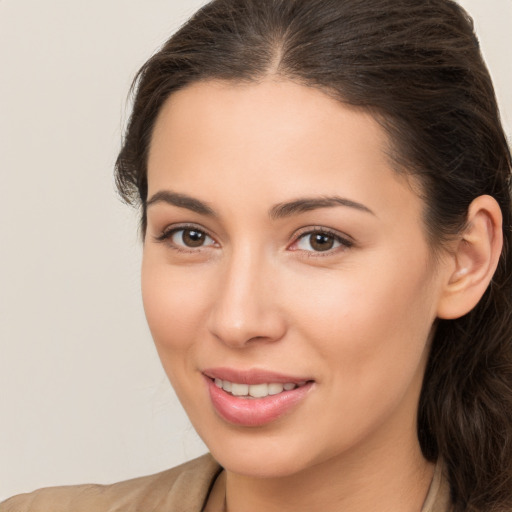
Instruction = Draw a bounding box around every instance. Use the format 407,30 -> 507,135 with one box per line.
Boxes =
437,195 -> 503,320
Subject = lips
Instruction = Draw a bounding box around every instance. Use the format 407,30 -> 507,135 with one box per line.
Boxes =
203,368 -> 314,427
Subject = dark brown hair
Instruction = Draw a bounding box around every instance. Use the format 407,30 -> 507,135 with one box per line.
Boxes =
115,1 -> 512,510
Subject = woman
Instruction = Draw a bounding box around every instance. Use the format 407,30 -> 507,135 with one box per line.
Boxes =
2,0 -> 511,511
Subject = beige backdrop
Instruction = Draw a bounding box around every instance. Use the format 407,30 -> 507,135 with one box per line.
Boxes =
1,0 -> 511,500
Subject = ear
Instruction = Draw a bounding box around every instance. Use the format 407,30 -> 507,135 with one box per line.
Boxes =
437,195 -> 503,320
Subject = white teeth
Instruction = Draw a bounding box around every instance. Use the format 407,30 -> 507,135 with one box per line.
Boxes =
214,379 -> 306,398
248,383 -> 268,398
231,383 -> 249,396
268,383 -> 284,395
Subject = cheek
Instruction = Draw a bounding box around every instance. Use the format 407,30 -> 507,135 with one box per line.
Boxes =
284,253 -> 437,383
282,261 -> 436,447
141,255 -> 213,359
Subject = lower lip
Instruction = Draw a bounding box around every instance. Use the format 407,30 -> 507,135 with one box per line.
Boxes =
205,377 -> 313,427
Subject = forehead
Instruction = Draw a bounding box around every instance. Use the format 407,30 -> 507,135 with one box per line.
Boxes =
149,80 -> 388,177
147,79 -> 421,223
151,79 -> 387,141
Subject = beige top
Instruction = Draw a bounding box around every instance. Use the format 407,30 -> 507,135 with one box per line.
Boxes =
0,454 -> 452,512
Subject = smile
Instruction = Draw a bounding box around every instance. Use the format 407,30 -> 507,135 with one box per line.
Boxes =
213,379 -> 307,398
203,369 -> 314,426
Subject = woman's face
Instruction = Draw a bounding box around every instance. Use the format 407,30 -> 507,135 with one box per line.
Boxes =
142,80 -> 450,477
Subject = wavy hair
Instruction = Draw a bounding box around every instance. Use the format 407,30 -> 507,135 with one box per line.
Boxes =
115,1 -> 512,510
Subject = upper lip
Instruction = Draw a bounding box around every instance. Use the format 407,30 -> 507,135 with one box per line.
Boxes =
202,367 -> 313,385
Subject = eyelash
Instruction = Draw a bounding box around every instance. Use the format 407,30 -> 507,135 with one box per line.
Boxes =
155,224 -> 217,254
154,224 -> 353,256
289,227 -> 354,256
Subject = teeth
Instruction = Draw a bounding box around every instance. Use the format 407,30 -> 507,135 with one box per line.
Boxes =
213,379 -> 305,398
231,383 -> 249,396
268,383 -> 284,395
249,383 -> 268,398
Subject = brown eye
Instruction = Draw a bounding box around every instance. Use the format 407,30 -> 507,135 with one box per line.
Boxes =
294,230 -> 352,253
182,229 -> 205,247
309,233 -> 335,251
170,228 -> 215,248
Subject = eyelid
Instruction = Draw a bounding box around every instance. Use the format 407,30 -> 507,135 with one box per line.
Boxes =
154,223 -> 219,251
288,226 -> 354,254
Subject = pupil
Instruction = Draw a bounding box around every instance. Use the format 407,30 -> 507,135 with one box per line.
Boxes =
311,233 -> 333,251
183,229 -> 204,247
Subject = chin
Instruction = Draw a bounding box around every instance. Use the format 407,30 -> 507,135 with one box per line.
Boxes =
213,447 -> 313,479
196,421 -> 325,479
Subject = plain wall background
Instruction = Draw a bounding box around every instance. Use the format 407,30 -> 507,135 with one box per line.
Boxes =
0,0 -> 510,500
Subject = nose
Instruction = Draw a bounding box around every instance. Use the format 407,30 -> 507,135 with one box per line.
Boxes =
206,248 -> 287,348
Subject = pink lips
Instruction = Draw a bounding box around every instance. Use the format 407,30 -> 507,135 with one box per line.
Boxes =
203,368 -> 314,427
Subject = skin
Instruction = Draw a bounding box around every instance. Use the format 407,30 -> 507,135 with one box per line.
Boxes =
141,79 -> 498,512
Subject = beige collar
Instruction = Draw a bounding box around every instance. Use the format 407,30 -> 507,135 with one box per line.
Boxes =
421,459 -> 452,512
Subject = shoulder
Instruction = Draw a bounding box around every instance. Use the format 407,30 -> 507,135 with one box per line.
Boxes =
0,453 -> 221,512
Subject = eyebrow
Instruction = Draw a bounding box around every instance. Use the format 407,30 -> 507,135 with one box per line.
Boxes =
269,196 -> 375,219
146,190 -> 374,219
146,191 -> 216,216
